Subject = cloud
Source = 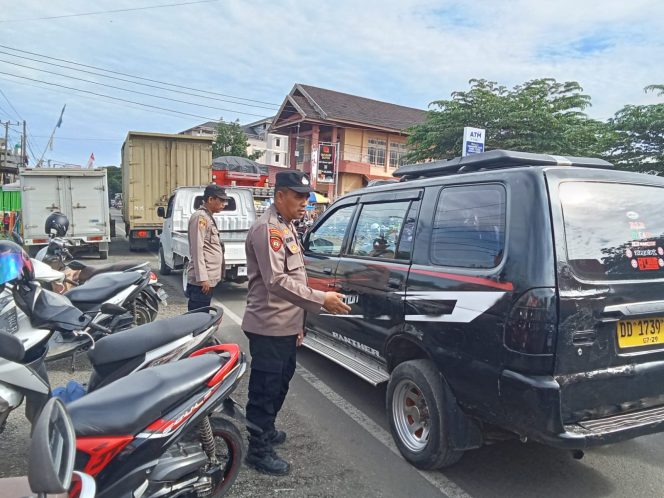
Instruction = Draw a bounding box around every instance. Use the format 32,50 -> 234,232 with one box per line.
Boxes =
0,0 -> 663,165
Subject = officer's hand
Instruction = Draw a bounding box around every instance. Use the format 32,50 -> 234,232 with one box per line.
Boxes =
297,330 -> 305,347
323,292 -> 351,315
201,281 -> 212,295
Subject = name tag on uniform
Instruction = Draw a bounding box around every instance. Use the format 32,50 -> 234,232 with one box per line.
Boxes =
284,234 -> 299,253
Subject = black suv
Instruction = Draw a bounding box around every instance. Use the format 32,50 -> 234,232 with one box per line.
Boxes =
301,149 -> 664,469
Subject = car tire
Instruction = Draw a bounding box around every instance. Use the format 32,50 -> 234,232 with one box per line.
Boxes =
387,359 -> 463,469
99,250 -> 108,260
159,246 -> 171,275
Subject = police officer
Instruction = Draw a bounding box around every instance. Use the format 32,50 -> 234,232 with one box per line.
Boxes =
186,184 -> 228,311
242,171 -> 351,475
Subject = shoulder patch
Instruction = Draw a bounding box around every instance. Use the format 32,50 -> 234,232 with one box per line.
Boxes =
199,218 -> 207,228
269,227 -> 283,239
270,236 -> 283,252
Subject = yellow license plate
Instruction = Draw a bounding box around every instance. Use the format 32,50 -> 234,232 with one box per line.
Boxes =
617,318 -> 664,349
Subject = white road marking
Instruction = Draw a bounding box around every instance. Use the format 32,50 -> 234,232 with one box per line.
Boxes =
218,302 -> 473,498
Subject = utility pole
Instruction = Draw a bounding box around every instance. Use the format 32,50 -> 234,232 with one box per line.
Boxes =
2,120 -> 8,171
21,120 -> 26,168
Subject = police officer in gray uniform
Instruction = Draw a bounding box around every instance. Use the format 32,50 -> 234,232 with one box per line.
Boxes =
186,184 -> 228,311
242,171 -> 351,475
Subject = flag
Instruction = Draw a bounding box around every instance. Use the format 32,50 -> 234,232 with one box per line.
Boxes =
56,104 -> 66,128
86,152 -> 95,169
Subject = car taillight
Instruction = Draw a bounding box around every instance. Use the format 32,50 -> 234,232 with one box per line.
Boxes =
135,230 -> 149,238
505,288 -> 557,355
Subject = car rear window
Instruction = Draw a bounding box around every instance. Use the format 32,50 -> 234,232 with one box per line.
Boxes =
560,181 -> 664,281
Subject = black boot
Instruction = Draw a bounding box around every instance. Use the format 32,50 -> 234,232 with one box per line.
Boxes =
245,435 -> 290,476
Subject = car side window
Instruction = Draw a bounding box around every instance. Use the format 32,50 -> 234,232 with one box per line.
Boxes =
306,205 -> 355,256
165,195 -> 175,218
349,201 -> 411,260
395,201 -> 420,260
431,184 -> 506,268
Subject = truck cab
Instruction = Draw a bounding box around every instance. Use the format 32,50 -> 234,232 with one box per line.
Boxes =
158,186 -> 255,290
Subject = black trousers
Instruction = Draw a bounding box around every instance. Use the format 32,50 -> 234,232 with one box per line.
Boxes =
186,284 -> 214,311
244,331 -> 297,442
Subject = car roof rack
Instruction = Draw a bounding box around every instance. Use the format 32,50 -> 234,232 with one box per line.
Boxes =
393,149 -> 614,180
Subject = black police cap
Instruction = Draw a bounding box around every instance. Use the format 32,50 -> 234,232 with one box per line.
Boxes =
203,184 -> 229,200
275,170 -> 314,193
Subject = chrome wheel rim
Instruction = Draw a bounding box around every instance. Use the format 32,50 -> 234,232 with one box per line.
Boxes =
182,261 -> 188,293
392,379 -> 431,452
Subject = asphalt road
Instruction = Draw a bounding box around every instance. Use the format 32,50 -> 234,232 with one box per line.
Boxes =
2,210 -> 664,497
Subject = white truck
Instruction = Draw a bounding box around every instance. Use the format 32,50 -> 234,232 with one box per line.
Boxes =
20,169 -> 111,258
157,186 -> 256,290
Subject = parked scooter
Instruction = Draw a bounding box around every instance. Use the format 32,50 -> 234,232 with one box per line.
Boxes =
0,242 -> 247,497
0,398 -> 96,498
34,212 -> 167,321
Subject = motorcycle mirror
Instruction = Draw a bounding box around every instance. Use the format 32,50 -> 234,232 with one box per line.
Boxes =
0,331 -> 25,362
10,231 -> 24,246
28,398 -> 76,494
100,303 -> 127,316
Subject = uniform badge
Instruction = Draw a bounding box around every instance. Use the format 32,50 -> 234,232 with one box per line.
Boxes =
289,244 -> 299,253
199,219 -> 207,228
269,227 -> 282,238
270,236 -> 283,252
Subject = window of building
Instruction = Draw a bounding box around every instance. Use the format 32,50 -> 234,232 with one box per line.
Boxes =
389,142 -> 408,168
349,201 -> 411,260
275,153 -> 280,164
275,138 -> 281,148
431,185 -> 506,269
296,138 -> 310,165
367,138 -> 386,167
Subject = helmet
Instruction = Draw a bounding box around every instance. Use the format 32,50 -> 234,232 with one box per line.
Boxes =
0,240 -> 34,285
45,212 -> 69,237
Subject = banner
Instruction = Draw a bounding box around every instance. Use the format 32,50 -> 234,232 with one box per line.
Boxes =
317,143 -> 336,183
462,127 -> 485,156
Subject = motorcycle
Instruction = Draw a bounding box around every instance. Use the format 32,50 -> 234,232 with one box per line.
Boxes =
0,397 -> 96,498
0,285 -> 246,497
69,346 -> 246,497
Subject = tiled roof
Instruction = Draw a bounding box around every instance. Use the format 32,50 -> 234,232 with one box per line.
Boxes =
279,84 -> 426,132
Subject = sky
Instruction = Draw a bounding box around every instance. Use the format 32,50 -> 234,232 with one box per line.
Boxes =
0,0 -> 662,167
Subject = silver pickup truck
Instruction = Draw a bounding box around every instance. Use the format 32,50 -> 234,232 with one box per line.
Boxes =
157,186 -> 256,291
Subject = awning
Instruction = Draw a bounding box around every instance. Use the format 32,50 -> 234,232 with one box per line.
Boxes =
309,192 -> 329,204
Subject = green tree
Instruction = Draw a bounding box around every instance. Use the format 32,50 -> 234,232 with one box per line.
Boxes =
212,119 -> 263,160
607,86 -> 664,173
406,78 -> 613,162
104,166 -> 122,197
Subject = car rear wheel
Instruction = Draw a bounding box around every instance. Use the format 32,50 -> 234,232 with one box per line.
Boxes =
387,359 -> 463,469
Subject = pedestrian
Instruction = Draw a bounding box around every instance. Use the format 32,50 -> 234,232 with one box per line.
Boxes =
186,184 -> 228,311
242,170 -> 351,476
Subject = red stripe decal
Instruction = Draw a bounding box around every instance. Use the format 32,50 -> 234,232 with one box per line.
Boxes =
409,268 -> 514,291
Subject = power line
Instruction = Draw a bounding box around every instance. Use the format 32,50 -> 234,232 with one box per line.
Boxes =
31,135 -> 122,142
0,87 -> 39,163
0,0 -> 220,23
0,44 -> 279,107
0,50 -> 279,111
0,70 -> 270,120
0,58 -> 275,115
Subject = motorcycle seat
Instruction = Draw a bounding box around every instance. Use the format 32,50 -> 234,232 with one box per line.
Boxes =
69,354 -> 223,437
88,311 -> 218,367
72,261 -> 147,283
64,271 -> 143,310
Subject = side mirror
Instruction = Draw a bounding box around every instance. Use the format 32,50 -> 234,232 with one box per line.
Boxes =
28,398 -> 76,494
157,207 -> 165,218
0,331 -> 25,362
11,231 -> 24,246
100,303 -> 127,316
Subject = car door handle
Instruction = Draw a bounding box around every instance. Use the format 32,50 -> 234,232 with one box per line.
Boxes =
323,267 -> 333,275
387,277 -> 402,289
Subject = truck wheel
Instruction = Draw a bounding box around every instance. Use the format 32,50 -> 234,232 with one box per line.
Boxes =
387,359 -> 463,469
159,247 -> 172,275
99,250 -> 108,260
